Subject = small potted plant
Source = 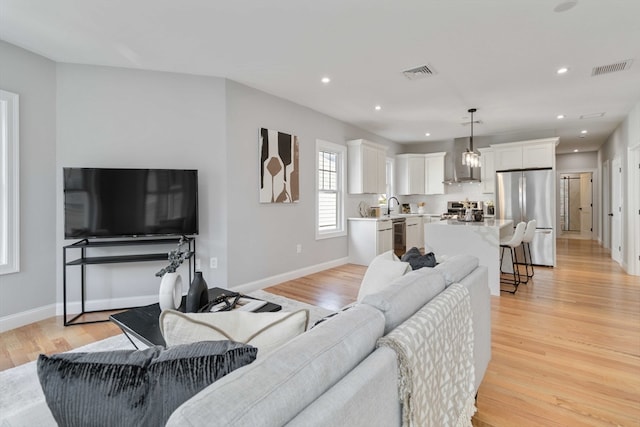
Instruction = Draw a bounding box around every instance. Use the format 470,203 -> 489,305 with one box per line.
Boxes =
156,237 -> 193,310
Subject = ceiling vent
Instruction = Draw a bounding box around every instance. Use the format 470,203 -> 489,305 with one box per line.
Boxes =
580,112 -> 605,119
591,59 -> 633,76
402,64 -> 437,80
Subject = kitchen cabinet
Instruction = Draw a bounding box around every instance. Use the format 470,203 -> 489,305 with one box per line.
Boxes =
478,147 -> 495,193
405,216 -> 422,251
396,154 -> 425,195
347,139 -> 387,194
493,138 -> 558,171
425,152 -> 446,194
348,218 -> 393,265
395,152 -> 446,195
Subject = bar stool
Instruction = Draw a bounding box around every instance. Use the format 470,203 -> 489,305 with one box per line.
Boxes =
518,220 -> 537,284
500,221 -> 526,293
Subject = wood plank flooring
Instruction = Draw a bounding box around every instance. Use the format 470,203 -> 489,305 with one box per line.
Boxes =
1,239 -> 638,426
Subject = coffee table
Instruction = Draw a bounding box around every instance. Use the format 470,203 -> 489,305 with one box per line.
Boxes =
110,287 -> 281,348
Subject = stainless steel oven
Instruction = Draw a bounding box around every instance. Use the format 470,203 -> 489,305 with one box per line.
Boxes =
392,217 -> 406,258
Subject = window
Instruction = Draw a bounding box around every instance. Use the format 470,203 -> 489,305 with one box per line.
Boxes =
0,89 -> 19,275
316,140 -> 346,239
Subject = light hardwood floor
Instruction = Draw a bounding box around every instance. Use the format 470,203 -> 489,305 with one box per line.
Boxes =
1,239 -> 638,426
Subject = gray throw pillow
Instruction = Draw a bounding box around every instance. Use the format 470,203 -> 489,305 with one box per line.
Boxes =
37,340 -> 257,427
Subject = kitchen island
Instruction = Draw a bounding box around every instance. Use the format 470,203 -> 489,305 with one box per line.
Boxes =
425,219 -> 513,296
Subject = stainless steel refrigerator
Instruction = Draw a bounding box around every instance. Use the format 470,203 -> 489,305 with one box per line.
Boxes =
496,169 -> 555,266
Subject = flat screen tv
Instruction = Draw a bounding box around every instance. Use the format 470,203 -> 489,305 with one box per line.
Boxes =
64,168 -> 199,239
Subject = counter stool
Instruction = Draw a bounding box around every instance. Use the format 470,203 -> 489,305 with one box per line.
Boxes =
518,220 -> 537,284
500,221 -> 526,294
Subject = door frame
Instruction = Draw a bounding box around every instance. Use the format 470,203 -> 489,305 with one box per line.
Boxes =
628,145 -> 640,275
611,158 -> 623,265
556,168 -> 597,240
601,160 -> 610,248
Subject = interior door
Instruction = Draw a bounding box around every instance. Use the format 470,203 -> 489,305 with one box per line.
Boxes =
579,173 -> 592,237
602,160 -> 611,248
611,159 -> 622,264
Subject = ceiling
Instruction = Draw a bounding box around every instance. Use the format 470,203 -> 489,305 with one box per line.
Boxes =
2,0 -> 640,154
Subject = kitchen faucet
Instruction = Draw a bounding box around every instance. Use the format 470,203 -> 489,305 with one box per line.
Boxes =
387,196 -> 399,216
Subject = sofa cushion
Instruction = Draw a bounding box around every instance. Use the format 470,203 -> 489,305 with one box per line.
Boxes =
37,341 -> 257,427
362,267 -> 446,334
434,254 -> 479,286
357,252 -> 411,301
160,309 -> 308,356
166,304 -> 385,427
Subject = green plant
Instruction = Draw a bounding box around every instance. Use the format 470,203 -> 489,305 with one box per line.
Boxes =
155,236 -> 193,277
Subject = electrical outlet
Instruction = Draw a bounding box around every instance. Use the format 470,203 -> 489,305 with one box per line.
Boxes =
195,258 -> 201,270
296,244 -> 302,254
210,257 -> 218,269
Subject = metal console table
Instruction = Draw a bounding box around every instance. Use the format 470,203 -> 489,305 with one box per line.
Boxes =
63,237 -> 196,326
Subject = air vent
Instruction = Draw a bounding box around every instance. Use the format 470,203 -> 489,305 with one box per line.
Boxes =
580,112 -> 605,119
591,59 -> 633,76
402,64 -> 437,80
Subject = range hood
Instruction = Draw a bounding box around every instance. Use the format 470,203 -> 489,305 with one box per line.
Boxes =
442,137 -> 482,184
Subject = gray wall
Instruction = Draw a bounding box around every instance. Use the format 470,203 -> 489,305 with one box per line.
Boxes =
55,64 -> 227,307
224,81 -> 397,287
556,152 -> 598,171
0,41 -> 57,317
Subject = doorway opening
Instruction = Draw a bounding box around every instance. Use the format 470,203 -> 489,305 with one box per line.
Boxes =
559,172 -> 593,239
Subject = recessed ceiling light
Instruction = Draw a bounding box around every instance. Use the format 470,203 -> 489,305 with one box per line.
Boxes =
581,130 -> 588,134
425,132 -> 431,137
573,149 -> 579,152
557,67 -> 569,74
557,114 -> 565,119
375,105 -> 382,111
321,76 -> 331,84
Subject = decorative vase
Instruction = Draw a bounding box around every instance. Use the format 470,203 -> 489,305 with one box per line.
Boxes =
159,272 -> 183,311
186,271 -> 209,313
465,208 -> 473,222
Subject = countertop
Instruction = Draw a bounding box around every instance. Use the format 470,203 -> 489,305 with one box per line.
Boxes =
349,213 -> 442,221
427,218 -> 513,228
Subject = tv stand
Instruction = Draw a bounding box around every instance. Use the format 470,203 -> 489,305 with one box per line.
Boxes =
63,237 -> 196,326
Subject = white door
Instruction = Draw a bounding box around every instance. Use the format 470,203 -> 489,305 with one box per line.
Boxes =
579,173 -> 592,237
602,160 -> 610,248
611,159 -> 622,264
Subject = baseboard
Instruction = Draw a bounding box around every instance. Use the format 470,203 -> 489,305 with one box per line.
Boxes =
231,257 -> 350,294
1,258 -> 350,332
0,304 -> 57,333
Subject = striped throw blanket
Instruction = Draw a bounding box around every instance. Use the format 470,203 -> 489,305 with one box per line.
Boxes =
377,283 -> 476,427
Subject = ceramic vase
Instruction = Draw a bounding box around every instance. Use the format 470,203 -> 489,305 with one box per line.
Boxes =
159,272 -> 183,311
186,271 -> 209,313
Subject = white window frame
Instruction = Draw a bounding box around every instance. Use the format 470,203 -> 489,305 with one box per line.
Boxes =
316,139 -> 346,240
0,89 -> 20,275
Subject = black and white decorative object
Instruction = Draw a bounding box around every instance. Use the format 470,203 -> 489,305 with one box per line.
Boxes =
156,237 -> 193,311
186,271 -> 209,313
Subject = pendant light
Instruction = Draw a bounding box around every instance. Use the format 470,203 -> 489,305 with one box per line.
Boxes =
462,108 -> 481,168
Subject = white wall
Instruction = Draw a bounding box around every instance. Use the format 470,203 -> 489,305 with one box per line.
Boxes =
598,100 -> 640,274
0,42 -> 57,321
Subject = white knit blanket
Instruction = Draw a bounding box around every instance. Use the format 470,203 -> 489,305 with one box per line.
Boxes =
377,283 -> 476,427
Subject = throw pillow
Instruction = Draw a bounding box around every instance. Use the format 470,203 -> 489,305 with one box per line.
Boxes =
37,341 -> 257,427
401,247 -> 437,270
159,309 -> 309,356
433,254 -> 479,286
356,252 -> 411,302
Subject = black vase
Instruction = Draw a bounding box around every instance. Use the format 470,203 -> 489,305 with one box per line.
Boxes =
186,271 -> 209,313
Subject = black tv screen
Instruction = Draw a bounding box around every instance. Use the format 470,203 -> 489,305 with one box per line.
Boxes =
64,168 -> 199,239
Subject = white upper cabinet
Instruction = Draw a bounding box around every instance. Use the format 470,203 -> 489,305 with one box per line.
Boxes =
396,154 -> 425,195
347,139 -> 387,194
478,147 -> 495,193
396,152 -> 446,195
492,138 -> 558,171
424,152 -> 446,195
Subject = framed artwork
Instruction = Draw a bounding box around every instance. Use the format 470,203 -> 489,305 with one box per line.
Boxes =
259,128 -> 299,203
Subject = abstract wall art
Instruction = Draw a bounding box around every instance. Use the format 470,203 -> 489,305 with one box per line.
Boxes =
259,128 -> 299,203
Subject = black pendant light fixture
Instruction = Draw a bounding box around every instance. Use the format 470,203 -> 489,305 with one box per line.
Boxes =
462,108 -> 481,168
